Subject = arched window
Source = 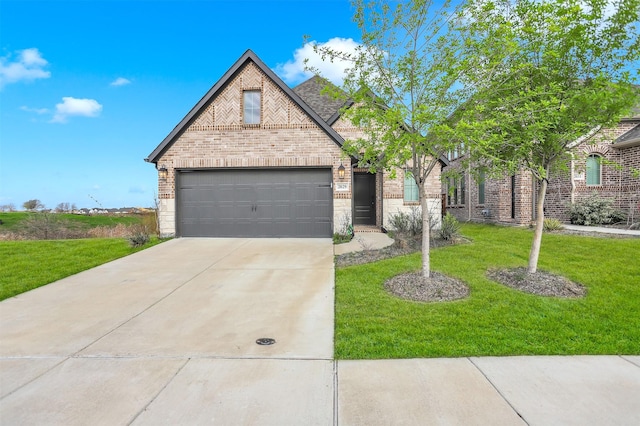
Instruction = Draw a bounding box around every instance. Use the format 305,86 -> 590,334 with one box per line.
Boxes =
586,154 -> 601,186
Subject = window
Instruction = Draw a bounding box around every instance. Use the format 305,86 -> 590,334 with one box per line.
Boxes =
404,171 -> 419,202
243,90 -> 261,124
448,144 -> 466,161
478,170 -> 485,204
447,176 -> 465,206
586,154 -> 601,185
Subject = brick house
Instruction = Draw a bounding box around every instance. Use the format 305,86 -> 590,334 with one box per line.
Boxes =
442,115 -> 640,224
146,50 -> 443,237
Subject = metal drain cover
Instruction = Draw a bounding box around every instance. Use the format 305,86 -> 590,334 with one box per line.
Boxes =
256,338 -> 276,346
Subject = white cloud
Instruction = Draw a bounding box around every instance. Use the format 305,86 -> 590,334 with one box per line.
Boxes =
0,48 -> 51,89
110,77 -> 131,87
20,105 -> 50,115
51,97 -> 103,123
276,37 -> 361,86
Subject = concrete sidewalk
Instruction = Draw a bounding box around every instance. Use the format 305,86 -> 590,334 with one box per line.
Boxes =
563,223 -> 640,236
3,354 -> 639,425
338,356 -> 640,425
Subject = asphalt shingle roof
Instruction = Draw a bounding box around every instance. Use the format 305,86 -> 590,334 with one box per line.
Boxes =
615,123 -> 640,144
293,76 -> 347,123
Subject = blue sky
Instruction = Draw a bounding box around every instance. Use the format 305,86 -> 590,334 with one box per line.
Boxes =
0,0 -> 361,209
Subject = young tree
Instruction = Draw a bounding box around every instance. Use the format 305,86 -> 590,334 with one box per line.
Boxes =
458,0 -> 639,274
314,0 -> 476,278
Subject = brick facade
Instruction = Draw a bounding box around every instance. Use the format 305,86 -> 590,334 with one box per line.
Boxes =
443,120 -> 640,225
150,53 -> 443,236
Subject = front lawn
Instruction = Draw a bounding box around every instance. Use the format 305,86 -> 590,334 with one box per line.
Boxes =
335,224 -> 640,359
0,238 -> 162,301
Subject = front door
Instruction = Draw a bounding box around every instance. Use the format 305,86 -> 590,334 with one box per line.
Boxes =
354,173 -> 376,225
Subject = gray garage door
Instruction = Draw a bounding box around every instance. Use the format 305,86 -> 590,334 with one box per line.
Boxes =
177,169 -> 333,237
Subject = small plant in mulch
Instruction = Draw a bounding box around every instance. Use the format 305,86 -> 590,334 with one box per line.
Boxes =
439,213 -> 461,240
384,271 -> 470,303
543,218 -> 564,232
487,267 -> 586,298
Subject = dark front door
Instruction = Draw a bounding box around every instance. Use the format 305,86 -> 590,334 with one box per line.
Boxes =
354,173 -> 376,225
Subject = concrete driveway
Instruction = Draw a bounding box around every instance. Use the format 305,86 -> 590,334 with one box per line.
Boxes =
1,238 -> 335,425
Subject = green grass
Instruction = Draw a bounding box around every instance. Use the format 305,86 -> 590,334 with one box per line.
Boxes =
335,223 -> 640,359
0,238 -> 163,301
0,212 -> 143,232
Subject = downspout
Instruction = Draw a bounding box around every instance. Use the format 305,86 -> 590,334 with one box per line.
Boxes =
618,148 -> 623,213
532,174 -> 537,222
468,160 -> 472,221
570,155 -> 576,205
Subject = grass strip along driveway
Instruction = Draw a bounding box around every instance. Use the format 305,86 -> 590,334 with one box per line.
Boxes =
0,238 -> 162,301
335,224 -> 640,359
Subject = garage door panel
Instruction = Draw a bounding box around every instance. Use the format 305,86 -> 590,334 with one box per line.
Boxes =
177,169 -> 332,237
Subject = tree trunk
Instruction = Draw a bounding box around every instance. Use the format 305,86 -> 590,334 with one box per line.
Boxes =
421,182 -> 431,279
527,178 -> 548,274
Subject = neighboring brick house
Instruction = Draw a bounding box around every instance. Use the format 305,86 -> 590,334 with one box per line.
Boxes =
442,115 -> 640,225
146,50 -> 443,237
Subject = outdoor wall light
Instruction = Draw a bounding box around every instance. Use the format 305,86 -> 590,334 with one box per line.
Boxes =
338,163 -> 346,180
158,166 -> 168,180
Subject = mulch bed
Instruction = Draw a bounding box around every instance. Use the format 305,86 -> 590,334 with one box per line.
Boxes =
487,267 -> 586,298
334,233 -> 465,268
336,233 -> 471,302
384,271 -> 470,302
335,232 -> 586,302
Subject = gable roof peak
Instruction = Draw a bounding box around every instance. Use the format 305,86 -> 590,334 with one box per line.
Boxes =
145,50 -> 344,163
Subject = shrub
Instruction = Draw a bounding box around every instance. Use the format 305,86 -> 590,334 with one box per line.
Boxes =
127,225 -> 150,247
569,194 -> 626,226
388,206 -> 423,236
439,213 -> 460,240
543,218 -> 564,232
